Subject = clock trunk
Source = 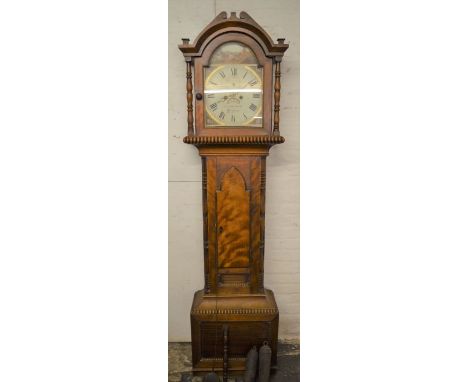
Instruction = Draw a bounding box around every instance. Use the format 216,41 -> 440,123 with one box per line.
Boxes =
190,146 -> 278,374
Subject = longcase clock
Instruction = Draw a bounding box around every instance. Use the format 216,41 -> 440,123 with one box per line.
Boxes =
178,11 -> 288,375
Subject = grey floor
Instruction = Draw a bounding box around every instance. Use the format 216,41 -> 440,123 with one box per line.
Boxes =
168,342 -> 299,382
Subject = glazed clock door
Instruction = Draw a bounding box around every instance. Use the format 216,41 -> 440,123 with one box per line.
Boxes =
192,31 -> 274,136
204,42 -> 263,128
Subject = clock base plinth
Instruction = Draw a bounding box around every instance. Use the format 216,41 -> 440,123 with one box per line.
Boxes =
190,288 -> 279,375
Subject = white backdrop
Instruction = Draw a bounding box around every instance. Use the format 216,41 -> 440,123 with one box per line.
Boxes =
168,0 -> 300,342
1,0 -> 468,381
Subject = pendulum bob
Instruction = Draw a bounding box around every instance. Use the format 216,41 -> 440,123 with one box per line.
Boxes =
258,342 -> 272,382
243,346 -> 258,382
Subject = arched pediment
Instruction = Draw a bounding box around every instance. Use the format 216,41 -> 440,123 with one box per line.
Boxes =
178,11 -> 288,60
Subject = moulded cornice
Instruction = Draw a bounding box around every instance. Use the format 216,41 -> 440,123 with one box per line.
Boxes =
178,11 -> 288,60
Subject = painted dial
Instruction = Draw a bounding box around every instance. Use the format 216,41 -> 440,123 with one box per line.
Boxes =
204,64 -> 263,127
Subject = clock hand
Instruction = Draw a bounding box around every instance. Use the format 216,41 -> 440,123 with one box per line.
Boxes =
215,96 -> 229,103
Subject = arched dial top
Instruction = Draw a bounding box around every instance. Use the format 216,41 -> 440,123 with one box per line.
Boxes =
204,42 -> 263,128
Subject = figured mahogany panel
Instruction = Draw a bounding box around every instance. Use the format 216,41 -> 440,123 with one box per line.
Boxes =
203,155 -> 265,293
216,167 -> 250,268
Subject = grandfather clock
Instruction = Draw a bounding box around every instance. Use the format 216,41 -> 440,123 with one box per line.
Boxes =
178,11 -> 288,374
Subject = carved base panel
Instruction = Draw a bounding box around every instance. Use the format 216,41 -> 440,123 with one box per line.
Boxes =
190,289 -> 279,374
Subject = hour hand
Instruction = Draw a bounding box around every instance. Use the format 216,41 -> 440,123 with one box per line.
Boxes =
215,95 -> 229,103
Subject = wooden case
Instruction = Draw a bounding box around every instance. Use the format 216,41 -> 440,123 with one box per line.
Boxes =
178,11 -> 288,375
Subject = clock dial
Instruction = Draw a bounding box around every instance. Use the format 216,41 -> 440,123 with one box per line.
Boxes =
204,64 -> 263,127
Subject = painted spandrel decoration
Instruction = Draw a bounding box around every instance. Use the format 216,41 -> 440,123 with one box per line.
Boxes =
178,11 -> 288,377
209,41 -> 258,65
